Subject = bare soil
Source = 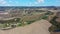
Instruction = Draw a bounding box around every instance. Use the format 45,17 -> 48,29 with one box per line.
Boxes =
0,19 -> 51,34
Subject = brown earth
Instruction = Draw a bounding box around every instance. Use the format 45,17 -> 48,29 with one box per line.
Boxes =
0,19 -> 52,34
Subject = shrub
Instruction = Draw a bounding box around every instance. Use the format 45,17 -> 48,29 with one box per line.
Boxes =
41,15 -> 48,19
49,16 -> 60,31
45,11 -> 54,15
26,20 -> 36,24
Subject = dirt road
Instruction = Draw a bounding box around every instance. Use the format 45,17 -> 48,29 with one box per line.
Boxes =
0,19 -> 52,34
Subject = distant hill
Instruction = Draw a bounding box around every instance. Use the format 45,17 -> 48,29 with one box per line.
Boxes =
0,6 -> 60,11
0,6 -> 58,8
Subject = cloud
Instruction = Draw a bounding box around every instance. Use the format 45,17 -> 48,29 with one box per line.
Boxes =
0,0 -> 13,6
0,0 -> 45,6
37,0 -> 44,3
0,0 -> 6,4
32,0 -> 44,5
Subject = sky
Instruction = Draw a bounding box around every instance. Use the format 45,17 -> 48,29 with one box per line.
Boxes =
0,0 -> 60,6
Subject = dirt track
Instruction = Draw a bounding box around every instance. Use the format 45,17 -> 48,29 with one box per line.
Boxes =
0,19 -> 52,34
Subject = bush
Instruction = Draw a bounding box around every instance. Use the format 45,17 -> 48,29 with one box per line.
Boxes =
41,15 -> 48,19
45,11 -> 54,15
49,16 -> 60,31
17,23 -> 22,26
50,16 -> 58,26
11,25 -> 16,28
26,20 -> 36,24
